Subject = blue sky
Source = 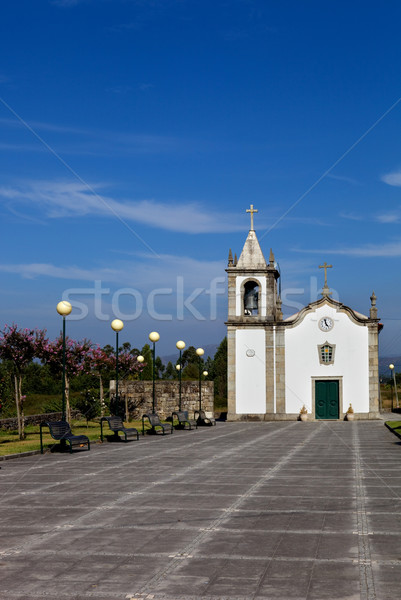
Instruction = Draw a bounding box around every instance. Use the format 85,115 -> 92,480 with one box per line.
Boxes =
1,0 -> 401,360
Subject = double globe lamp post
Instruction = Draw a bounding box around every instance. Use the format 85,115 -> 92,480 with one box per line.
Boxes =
56,300 -> 72,422
176,340 -> 185,411
196,347 -> 205,411
389,363 -> 399,409
111,319 -> 124,416
149,331 -> 160,413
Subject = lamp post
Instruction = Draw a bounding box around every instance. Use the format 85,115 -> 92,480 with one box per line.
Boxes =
111,319 -> 124,416
196,347 -> 205,411
137,355 -> 144,380
389,364 -> 399,409
149,332 -> 160,413
176,340 -> 185,410
56,301 -> 72,422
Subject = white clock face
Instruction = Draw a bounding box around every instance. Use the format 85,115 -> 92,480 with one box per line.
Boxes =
319,317 -> 333,331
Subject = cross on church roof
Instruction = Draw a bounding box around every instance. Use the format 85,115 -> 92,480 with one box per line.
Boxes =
319,262 -> 332,296
246,204 -> 258,230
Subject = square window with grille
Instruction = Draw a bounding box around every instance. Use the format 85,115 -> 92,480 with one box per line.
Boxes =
318,342 -> 335,365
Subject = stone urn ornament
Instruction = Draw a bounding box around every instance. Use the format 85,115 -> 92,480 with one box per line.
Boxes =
346,404 -> 355,421
299,405 -> 308,421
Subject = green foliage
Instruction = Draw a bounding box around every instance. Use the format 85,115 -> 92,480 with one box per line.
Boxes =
22,363 -> 60,395
140,344 -> 153,380
41,396 -> 63,414
155,356 -> 165,378
0,365 -> 14,418
73,389 -> 101,425
70,372 -> 99,392
209,337 -> 227,404
182,363 -> 199,380
163,361 -> 178,379
181,346 -> 199,368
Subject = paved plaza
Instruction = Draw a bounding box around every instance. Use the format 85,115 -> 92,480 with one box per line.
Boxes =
0,420 -> 400,600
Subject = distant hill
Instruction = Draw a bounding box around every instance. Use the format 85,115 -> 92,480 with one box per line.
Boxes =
161,343 -> 218,366
379,356 -> 401,376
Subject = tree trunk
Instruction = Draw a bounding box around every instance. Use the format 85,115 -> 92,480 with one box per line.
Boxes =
99,374 -> 105,417
18,376 -> 25,440
65,374 -> 71,423
14,374 -> 22,439
14,373 -> 25,440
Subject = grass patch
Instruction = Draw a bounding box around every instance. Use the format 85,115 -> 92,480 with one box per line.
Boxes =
385,421 -> 401,430
384,421 -> 401,440
0,419 -> 144,456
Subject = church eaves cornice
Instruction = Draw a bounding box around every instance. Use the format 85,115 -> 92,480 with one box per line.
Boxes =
283,296 -> 380,328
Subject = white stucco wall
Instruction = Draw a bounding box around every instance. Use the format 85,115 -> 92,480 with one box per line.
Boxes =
235,329 -> 266,413
235,275 -> 266,317
285,304 -> 369,414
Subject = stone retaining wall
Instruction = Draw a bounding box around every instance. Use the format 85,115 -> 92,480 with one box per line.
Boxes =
0,411 -> 82,431
110,380 -> 214,420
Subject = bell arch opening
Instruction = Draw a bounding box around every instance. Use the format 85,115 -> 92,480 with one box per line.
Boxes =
243,280 -> 260,316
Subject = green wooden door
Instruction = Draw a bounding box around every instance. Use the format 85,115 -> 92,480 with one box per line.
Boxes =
315,380 -> 339,419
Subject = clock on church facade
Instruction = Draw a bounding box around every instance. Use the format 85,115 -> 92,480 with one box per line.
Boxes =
225,207 -> 381,421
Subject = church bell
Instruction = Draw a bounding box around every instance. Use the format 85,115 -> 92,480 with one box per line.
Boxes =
244,288 -> 258,311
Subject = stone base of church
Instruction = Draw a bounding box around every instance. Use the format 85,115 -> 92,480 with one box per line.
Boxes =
227,411 -> 382,421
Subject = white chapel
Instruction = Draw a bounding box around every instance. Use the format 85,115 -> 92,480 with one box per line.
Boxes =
226,206 -> 381,421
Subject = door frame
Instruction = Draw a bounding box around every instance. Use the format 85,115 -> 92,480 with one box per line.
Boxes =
311,376 -> 343,420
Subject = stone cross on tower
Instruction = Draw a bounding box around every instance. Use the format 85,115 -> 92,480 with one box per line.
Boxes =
319,262 -> 333,296
246,204 -> 258,230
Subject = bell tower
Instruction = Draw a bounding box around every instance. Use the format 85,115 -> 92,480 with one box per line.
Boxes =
226,205 -> 282,420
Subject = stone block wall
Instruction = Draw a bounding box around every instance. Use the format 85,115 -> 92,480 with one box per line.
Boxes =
0,410 -> 82,431
110,380 -> 214,420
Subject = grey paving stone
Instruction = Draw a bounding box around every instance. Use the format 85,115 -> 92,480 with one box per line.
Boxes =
0,420 -> 400,599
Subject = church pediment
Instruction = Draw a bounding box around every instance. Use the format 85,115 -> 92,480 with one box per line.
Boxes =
284,296 -> 371,328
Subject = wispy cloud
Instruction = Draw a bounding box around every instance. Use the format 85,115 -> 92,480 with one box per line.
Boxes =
138,83 -> 154,92
381,169 -> 401,186
376,212 -> 400,224
294,239 -> 401,257
340,208 -> 401,225
0,117 -> 179,155
326,173 -> 360,185
0,180 -> 244,234
0,117 -> 89,135
0,254 -> 225,290
339,211 -> 364,221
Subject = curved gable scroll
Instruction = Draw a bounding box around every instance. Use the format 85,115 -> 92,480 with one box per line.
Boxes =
284,296 -> 370,329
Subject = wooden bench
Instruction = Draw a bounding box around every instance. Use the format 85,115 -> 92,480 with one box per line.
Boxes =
142,413 -> 173,436
100,416 -> 139,442
194,409 -> 216,426
172,410 -> 197,430
40,421 -> 90,454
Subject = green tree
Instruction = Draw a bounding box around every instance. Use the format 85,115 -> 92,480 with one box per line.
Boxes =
0,324 -> 47,439
140,344 -> 153,380
73,389 -> 101,425
210,337 -> 227,404
181,346 -> 199,368
181,345 -> 204,380
154,356 -> 165,379
163,361 -> 178,379
0,361 -> 14,418
182,362 -> 199,380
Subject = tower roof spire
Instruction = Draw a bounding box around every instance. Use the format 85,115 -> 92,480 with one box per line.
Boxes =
237,204 -> 266,268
